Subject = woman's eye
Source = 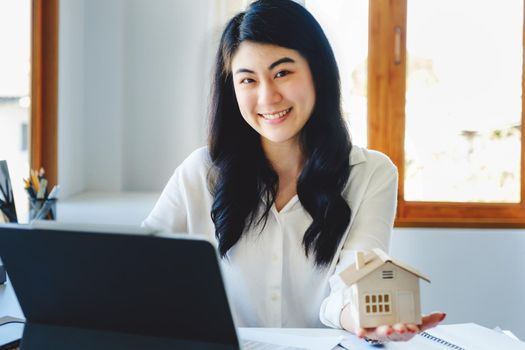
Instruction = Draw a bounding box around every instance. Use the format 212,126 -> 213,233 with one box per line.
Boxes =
240,78 -> 255,84
275,70 -> 290,78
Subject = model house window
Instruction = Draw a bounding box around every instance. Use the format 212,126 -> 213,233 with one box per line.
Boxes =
364,293 -> 392,315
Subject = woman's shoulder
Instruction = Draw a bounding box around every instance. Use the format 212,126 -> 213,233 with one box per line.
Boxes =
172,146 -> 212,180
343,145 -> 398,199
180,146 -> 211,167
350,145 -> 397,174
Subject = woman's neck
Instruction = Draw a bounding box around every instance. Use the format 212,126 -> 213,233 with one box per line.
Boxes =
262,138 -> 304,211
261,138 -> 303,178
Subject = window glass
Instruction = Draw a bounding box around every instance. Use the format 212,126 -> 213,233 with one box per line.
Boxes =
306,0 -> 369,147
0,0 -> 31,221
405,0 -> 523,203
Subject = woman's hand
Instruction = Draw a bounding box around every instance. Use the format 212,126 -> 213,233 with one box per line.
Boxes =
341,305 -> 446,342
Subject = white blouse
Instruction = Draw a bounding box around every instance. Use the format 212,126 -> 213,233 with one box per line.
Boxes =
142,145 -> 397,329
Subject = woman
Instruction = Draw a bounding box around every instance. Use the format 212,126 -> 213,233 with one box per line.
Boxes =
143,0 -> 444,343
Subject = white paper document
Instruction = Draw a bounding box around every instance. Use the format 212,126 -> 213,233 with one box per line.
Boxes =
240,323 -> 525,350
406,323 -> 525,350
238,328 -> 348,350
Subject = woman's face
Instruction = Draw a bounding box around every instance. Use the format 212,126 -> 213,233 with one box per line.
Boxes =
231,41 -> 316,147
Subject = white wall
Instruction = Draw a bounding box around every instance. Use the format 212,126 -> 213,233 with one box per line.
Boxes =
391,228 -> 525,339
83,0 -> 124,191
122,0 -> 210,190
59,0 -> 213,194
58,0 -> 85,198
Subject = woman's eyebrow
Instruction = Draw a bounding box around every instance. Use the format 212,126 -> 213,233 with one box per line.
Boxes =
234,68 -> 255,75
234,57 -> 296,75
268,57 -> 295,70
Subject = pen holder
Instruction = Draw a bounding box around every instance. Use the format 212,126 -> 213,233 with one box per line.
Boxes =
29,198 -> 57,221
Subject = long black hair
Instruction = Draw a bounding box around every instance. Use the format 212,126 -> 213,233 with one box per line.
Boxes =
208,0 -> 352,267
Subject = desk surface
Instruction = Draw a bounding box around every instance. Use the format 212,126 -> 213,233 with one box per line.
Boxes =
2,280 -> 524,350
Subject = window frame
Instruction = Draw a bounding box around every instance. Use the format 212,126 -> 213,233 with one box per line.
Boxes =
30,0 -> 58,187
368,0 -> 525,228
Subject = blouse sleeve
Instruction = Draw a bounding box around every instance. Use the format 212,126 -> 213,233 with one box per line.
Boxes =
142,146 -> 214,233
319,154 -> 398,328
141,165 -> 189,233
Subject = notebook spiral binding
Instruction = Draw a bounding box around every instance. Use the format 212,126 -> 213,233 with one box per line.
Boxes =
420,331 -> 466,350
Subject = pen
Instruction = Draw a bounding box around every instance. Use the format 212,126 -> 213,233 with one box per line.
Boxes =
24,176 -> 36,199
30,170 -> 40,193
25,186 -> 37,199
37,178 -> 48,199
34,199 -> 55,220
47,185 -> 60,199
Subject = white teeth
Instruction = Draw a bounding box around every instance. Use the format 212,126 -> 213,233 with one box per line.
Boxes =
261,108 -> 291,120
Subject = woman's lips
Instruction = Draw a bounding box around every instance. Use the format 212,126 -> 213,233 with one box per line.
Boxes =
258,107 -> 293,124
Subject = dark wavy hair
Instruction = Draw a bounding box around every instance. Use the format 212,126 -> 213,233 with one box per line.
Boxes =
208,0 -> 352,267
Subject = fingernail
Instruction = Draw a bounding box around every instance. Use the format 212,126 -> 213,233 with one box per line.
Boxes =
440,313 -> 447,321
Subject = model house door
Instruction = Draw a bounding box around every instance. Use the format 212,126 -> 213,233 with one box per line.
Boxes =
397,291 -> 416,323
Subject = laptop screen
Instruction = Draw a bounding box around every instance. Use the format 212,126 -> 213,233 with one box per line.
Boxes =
0,224 -> 239,348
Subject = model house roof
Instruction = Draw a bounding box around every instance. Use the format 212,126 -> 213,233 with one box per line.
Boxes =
339,248 -> 431,286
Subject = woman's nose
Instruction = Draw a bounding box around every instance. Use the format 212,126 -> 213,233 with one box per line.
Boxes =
258,81 -> 282,105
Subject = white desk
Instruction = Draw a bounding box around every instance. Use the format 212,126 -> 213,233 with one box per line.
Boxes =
2,281 -> 524,350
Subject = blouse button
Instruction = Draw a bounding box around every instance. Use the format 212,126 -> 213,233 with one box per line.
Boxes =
271,292 -> 279,301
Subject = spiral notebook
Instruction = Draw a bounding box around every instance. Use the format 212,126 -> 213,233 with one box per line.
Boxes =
340,323 -> 525,350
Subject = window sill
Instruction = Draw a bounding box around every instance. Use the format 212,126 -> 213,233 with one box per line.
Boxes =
56,191 -> 160,225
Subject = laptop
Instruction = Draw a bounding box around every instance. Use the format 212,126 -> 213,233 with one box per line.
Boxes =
0,222 -> 287,350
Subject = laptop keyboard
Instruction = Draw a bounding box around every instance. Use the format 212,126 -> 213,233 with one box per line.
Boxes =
2,338 -> 291,350
2,338 -> 297,350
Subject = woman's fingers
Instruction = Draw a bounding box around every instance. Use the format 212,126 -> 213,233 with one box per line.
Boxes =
376,325 -> 394,339
359,325 -> 393,342
392,323 -> 408,334
387,323 -> 418,341
356,327 -> 368,338
359,322 -> 424,343
420,312 -> 447,332
406,323 -> 420,333
357,313 -> 445,343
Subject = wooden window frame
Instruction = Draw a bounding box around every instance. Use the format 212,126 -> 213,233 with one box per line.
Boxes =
368,0 -> 525,228
30,0 -> 59,187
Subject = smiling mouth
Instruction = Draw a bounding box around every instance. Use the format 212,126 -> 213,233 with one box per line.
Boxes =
258,107 -> 293,120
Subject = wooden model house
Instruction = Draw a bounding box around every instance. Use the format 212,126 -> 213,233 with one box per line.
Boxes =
339,248 -> 430,328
